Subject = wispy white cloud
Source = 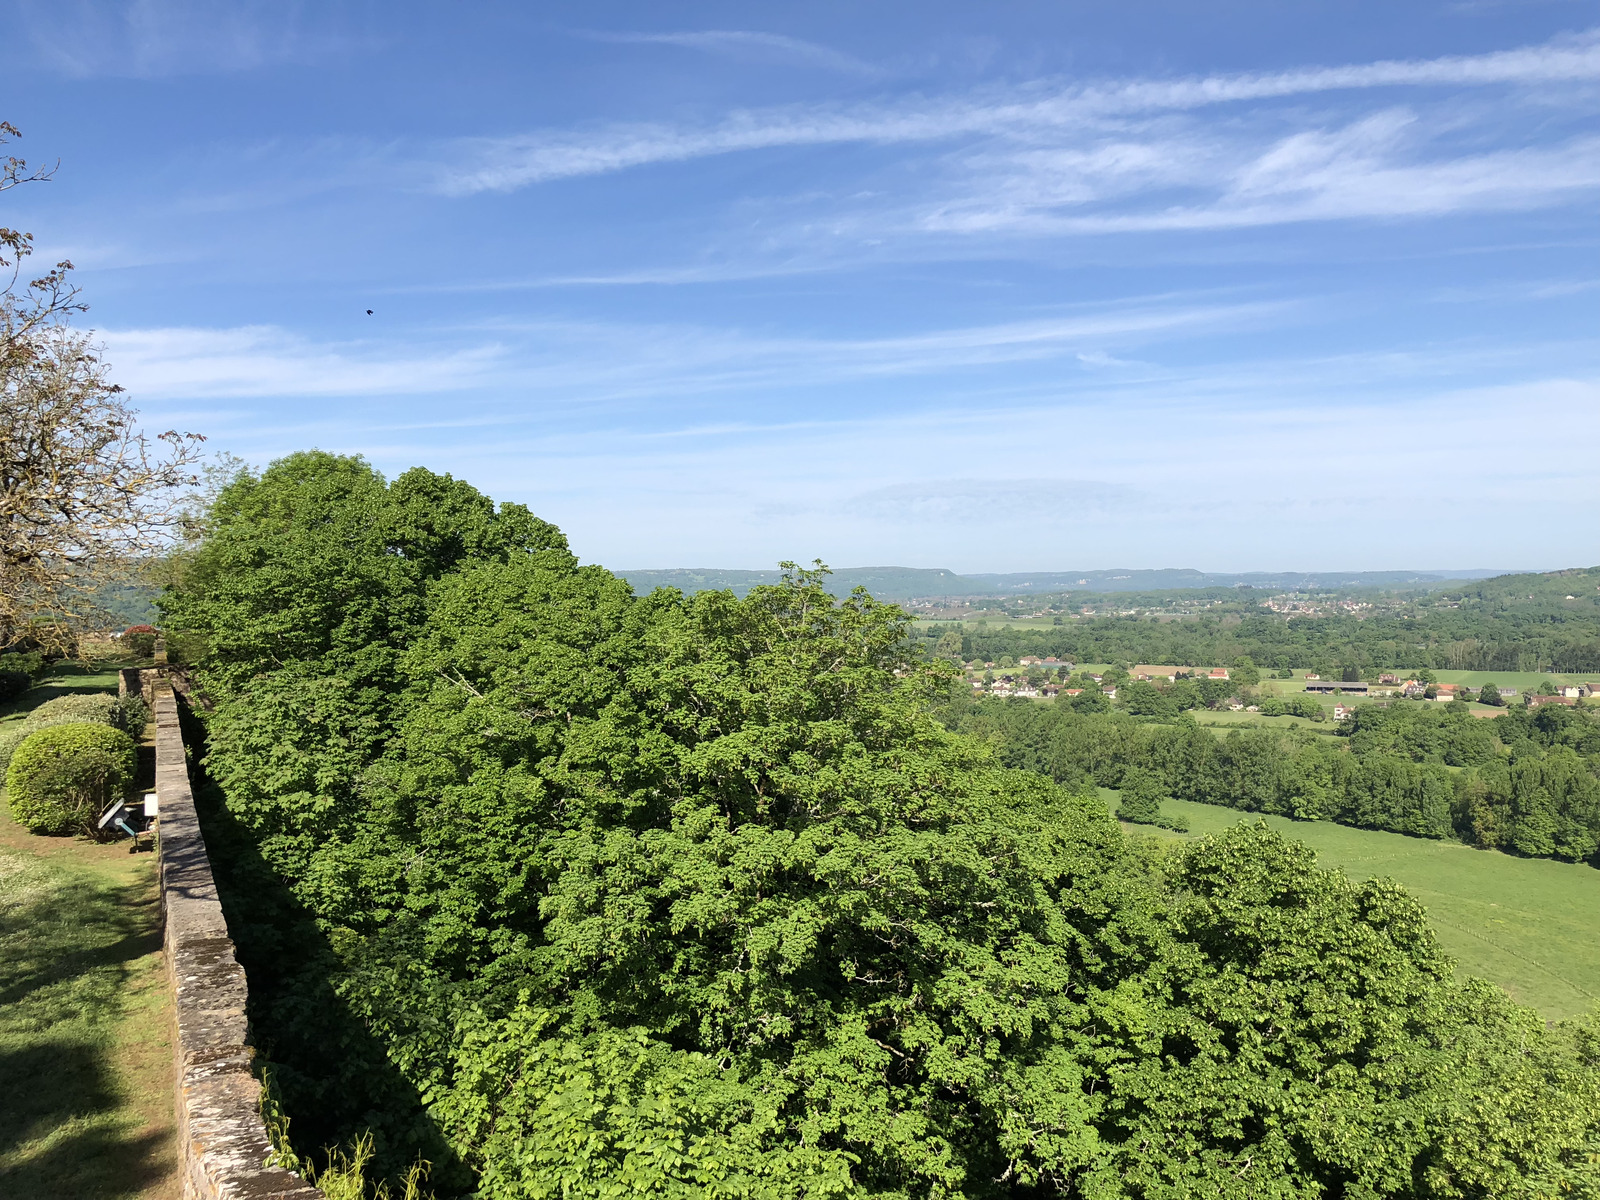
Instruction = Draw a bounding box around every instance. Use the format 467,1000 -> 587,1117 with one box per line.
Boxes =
98,325 -> 507,398
16,0 -> 362,78
581,28 -> 880,76
849,478 -> 1156,524
917,119 -> 1600,235
108,312 -> 1599,570
433,30 -> 1600,195
98,297 -> 1271,403
386,375 -> 1600,571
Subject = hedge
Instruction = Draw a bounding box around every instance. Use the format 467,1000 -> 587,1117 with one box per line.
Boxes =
0,692 -> 149,778
6,722 -> 138,836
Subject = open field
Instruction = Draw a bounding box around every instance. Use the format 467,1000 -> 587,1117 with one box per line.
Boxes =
1189,709 -> 1343,736
1267,672 -> 1594,694
918,618 -> 1074,630
0,663 -> 177,1199
1430,669 -> 1598,690
1103,789 -> 1600,1022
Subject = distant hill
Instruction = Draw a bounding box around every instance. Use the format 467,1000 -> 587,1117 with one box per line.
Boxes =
614,565 -> 1518,601
970,568 -> 1512,594
614,566 -> 982,600
1450,565 -> 1600,605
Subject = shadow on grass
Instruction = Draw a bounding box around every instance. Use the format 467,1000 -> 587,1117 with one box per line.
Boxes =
0,660 -> 148,725
0,849 -> 162,1019
183,705 -> 468,1194
0,1043 -> 172,1200
0,918 -> 162,1013
0,852 -> 170,1199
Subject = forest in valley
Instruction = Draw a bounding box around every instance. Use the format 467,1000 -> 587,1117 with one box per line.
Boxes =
905,586 -> 1600,676
160,452 -> 1600,1200
936,693 -> 1600,863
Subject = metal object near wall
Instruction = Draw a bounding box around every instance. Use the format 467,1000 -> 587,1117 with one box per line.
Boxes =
154,683 -> 324,1200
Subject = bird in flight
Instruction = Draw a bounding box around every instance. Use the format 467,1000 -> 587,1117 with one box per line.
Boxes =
366,309 -> 374,315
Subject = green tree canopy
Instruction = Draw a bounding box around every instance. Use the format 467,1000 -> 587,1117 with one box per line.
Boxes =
165,453 -> 1600,1199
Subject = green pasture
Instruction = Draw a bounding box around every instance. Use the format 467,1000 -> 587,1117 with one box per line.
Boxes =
1103,789 -> 1600,1022
1189,710 -> 1342,736
1269,670 -> 1592,693
1430,668 -> 1595,690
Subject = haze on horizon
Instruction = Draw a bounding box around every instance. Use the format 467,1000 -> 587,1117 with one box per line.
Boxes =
4,0 -> 1597,573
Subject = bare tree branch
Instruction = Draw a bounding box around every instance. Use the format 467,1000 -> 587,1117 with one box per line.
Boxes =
0,121 -> 205,651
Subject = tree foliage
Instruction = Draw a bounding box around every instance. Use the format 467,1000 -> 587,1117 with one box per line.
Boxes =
941,692 -> 1600,864
166,452 -> 1600,1199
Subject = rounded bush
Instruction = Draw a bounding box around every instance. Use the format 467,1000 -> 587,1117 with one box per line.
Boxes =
0,724 -> 32,778
24,692 -> 148,736
28,692 -> 118,726
0,693 -> 150,778
7,723 -> 138,836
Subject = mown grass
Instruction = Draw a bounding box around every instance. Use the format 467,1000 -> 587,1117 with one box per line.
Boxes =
0,816 -> 177,1198
1104,788 -> 1600,1022
0,660 -> 145,727
0,659 -> 177,1199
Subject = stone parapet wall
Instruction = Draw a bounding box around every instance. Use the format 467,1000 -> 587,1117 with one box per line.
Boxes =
154,683 -> 324,1200
120,666 -> 161,705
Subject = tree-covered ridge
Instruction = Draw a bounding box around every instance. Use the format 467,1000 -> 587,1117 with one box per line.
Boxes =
162,453 -> 1600,1199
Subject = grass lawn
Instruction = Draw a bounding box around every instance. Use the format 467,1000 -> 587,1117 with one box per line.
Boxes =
0,661 -> 177,1200
1103,789 -> 1600,1022
0,660 -> 140,726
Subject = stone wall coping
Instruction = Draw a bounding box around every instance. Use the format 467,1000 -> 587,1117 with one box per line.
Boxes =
154,683 -> 325,1200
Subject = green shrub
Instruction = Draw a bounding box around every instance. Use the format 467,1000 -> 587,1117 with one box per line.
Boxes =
0,725 -> 31,777
24,692 -> 148,737
0,651 -> 47,679
0,693 -> 150,778
1116,767 -> 1166,823
1116,767 -> 1189,830
123,632 -> 156,657
27,693 -> 118,726
6,723 -> 138,835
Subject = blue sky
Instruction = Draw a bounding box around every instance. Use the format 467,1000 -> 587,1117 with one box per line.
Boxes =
4,1 -> 1597,573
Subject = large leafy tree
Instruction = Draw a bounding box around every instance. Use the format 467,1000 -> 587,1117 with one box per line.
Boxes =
381,561 -> 1168,1197
168,453 -> 1600,1199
